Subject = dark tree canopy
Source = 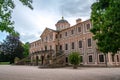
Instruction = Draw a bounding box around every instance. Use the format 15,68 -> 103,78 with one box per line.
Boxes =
91,0 -> 120,54
1,34 -> 24,64
0,0 -> 33,34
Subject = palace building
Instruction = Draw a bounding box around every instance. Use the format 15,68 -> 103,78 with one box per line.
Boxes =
29,17 -> 120,67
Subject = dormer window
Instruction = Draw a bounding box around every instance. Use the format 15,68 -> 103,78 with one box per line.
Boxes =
62,25 -> 63,28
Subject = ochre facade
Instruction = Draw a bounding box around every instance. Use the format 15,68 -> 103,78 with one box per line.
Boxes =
29,17 -> 120,66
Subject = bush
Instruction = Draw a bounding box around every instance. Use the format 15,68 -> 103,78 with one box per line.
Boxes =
69,52 -> 80,69
14,57 -> 20,63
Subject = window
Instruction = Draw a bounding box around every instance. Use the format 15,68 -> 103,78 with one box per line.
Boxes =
117,55 -> 119,62
46,36 -> 48,41
86,23 -> 90,30
88,38 -> 92,47
99,55 -> 104,62
50,34 -> 53,40
56,45 -> 58,51
65,44 -> 68,50
65,32 -> 67,36
66,57 -> 68,63
45,46 -> 47,50
80,56 -> 83,62
112,55 -> 114,62
71,30 -> 74,34
61,25 -> 63,28
60,34 -> 62,38
89,55 -> 93,62
79,40 -> 82,48
34,43 -> 36,47
71,42 -> 74,49
78,27 -> 81,32
60,45 -> 62,50
50,45 -> 52,50
47,55 -> 49,59
55,34 -> 58,39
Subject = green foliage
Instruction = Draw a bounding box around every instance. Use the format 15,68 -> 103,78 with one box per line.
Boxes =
0,62 -> 10,65
0,0 -> 33,34
23,42 -> 30,57
14,57 -> 20,63
24,59 -> 31,62
0,52 -> 10,62
68,52 -> 80,66
1,34 -> 24,64
20,0 -> 33,9
80,56 -> 83,62
91,0 -> 120,54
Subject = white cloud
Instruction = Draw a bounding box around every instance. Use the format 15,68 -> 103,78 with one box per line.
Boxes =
0,0 -> 95,43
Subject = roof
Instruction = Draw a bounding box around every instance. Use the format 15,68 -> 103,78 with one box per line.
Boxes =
40,27 -> 57,37
57,17 -> 69,24
58,19 -> 90,32
46,28 -> 57,32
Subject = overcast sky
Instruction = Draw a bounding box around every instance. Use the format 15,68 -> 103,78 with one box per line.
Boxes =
0,0 -> 96,43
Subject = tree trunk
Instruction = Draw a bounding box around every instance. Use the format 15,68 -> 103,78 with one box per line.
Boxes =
73,65 -> 78,69
105,53 -> 107,67
10,54 -> 15,64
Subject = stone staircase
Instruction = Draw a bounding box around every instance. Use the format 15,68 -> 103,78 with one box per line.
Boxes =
39,53 -> 66,68
14,56 -> 31,65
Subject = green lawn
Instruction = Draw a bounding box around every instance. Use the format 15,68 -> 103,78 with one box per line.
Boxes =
0,62 -> 10,65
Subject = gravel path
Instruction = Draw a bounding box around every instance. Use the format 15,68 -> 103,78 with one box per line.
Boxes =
0,65 -> 120,80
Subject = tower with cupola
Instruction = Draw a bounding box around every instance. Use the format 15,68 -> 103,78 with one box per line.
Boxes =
55,17 -> 70,31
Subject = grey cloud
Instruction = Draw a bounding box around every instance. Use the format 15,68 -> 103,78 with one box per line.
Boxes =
59,0 -> 95,17
33,0 -> 61,12
7,0 -> 96,43
20,33 -> 41,43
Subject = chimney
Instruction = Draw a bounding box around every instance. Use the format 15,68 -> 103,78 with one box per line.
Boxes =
76,18 -> 82,24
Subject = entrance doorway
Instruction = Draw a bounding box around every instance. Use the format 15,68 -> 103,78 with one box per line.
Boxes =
36,56 -> 39,66
41,56 -> 44,65
66,57 -> 68,63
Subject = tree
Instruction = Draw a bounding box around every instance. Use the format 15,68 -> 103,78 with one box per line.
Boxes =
1,34 -> 24,64
0,52 -> 10,62
91,0 -> 120,66
23,42 -> 30,57
68,52 -> 80,69
0,0 -> 33,34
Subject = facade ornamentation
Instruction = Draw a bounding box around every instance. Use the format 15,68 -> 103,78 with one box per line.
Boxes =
29,17 -> 120,67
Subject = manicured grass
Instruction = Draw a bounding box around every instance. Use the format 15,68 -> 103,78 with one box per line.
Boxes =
0,62 -> 10,65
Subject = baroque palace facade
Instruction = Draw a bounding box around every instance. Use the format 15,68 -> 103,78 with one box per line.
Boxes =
29,17 -> 120,67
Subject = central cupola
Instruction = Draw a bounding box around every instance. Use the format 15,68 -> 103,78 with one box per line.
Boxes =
55,17 -> 70,31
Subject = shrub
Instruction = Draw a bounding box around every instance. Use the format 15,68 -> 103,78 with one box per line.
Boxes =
69,52 -> 80,69
14,57 -> 20,63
